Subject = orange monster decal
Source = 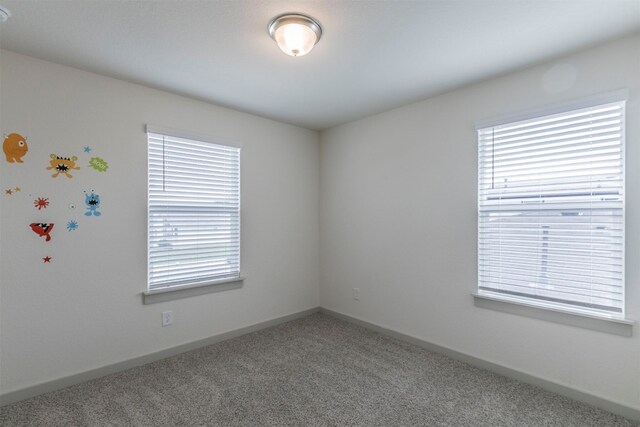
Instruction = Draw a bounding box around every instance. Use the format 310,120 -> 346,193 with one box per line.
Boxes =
3,133 -> 29,163
47,154 -> 80,178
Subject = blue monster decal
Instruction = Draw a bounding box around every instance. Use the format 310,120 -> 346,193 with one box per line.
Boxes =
84,190 -> 101,216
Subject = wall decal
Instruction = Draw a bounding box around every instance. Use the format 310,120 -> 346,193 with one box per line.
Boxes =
34,197 -> 50,210
42,256 -> 52,263
3,133 -> 28,163
68,203 -> 76,210
83,146 -> 92,153
83,190 -> 101,216
5,187 -> 22,196
47,154 -> 80,178
66,220 -> 79,231
88,157 -> 108,172
30,223 -> 54,242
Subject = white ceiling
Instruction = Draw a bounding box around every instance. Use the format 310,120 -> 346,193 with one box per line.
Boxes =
0,1 -> 639,130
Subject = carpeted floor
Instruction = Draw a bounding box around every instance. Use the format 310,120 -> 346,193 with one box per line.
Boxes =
0,313 -> 636,426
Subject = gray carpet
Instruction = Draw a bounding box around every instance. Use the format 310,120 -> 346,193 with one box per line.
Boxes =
0,313 -> 636,426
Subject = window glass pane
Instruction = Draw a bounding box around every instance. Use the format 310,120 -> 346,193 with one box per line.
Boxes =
148,132 -> 241,291
478,101 -> 624,317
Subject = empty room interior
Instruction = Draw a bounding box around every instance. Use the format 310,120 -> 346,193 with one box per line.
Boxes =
1,1 -> 639,425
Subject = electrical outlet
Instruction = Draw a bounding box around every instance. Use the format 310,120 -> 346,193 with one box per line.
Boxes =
353,288 -> 360,300
162,310 -> 173,327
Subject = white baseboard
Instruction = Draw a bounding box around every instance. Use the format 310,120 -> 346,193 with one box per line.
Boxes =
320,307 -> 640,423
0,307 -> 320,407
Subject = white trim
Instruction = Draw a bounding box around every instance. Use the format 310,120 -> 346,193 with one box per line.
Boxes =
143,277 -> 244,304
473,293 -> 633,337
620,99 -> 627,314
145,124 -> 242,148
474,88 -> 629,130
320,308 -> 640,422
145,276 -> 245,295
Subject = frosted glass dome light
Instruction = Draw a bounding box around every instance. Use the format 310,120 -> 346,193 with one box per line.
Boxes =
268,14 -> 322,57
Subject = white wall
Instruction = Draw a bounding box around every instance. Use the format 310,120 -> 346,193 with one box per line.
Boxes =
320,34 -> 640,410
0,50 -> 319,394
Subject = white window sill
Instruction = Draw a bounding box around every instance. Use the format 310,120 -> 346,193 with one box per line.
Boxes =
473,293 -> 634,337
143,277 -> 244,304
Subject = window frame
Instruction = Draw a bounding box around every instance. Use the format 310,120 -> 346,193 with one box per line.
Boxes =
144,125 -> 243,303
473,93 -> 633,333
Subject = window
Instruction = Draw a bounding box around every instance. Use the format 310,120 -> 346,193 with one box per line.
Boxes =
147,129 -> 241,292
477,101 -> 625,318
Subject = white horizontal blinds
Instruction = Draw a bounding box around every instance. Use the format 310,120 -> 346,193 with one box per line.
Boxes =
478,101 -> 624,316
148,132 -> 240,291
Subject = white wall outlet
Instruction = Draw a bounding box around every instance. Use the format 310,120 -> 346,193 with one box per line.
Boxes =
353,288 -> 360,300
162,310 -> 173,327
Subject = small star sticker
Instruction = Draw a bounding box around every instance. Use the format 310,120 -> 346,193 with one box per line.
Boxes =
14,187 -> 21,192
83,146 -> 92,153
5,189 -> 13,195
43,256 -> 52,263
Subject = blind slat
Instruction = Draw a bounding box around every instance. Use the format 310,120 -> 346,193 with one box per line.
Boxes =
477,101 -> 625,317
148,132 -> 241,291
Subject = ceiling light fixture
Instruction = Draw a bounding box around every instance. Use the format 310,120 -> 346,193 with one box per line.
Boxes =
268,13 -> 322,57
0,5 -> 11,23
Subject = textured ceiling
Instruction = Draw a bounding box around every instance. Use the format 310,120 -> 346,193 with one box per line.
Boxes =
0,1 -> 639,130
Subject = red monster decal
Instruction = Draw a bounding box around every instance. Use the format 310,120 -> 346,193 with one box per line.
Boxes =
30,223 -> 54,242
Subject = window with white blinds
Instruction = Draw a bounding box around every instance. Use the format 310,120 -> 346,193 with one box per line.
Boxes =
147,131 -> 240,291
478,101 -> 625,318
